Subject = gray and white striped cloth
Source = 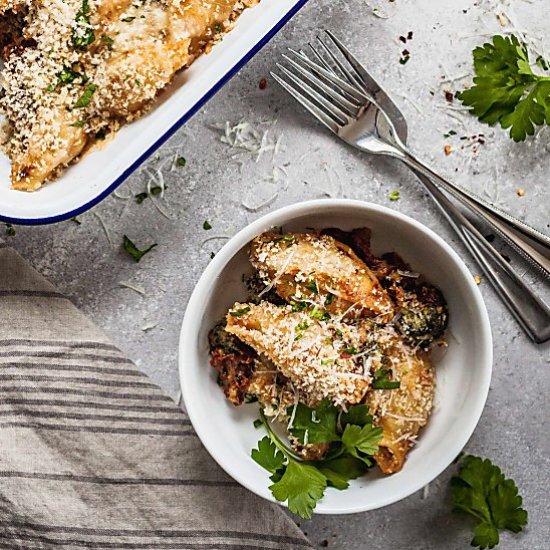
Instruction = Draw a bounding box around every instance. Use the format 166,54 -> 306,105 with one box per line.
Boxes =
0,244 -> 312,549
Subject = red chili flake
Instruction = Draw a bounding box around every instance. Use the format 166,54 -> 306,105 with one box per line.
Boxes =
340,352 -> 352,359
407,31 -> 413,40
259,78 -> 267,90
402,49 -> 410,56
444,90 -> 454,103
399,35 -> 407,43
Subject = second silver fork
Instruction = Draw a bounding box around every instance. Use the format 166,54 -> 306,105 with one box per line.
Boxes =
271,31 -> 550,343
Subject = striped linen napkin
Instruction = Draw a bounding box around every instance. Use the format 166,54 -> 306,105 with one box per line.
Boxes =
0,244 -> 312,549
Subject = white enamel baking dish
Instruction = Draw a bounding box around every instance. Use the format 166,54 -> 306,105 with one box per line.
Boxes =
0,0 -> 308,224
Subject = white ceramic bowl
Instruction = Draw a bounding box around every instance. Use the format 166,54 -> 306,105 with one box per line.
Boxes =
179,199 -> 492,514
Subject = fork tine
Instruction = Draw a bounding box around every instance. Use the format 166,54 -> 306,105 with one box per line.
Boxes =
270,71 -> 341,134
275,63 -> 350,126
314,36 -> 368,93
286,48 -> 369,103
323,30 -> 382,95
281,55 -> 361,116
306,43 -> 335,75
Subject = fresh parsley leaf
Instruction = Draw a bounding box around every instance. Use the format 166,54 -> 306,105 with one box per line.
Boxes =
340,404 -> 372,428
251,436 -> 285,473
270,460 -> 327,520
319,456 -> 368,489
457,34 -> 550,141
341,423 -> 383,465
451,455 -> 528,549
288,400 -> 340,444
317,467 -> 350,490
122,235 -> 157,263
203,220 -> 212,230
177,156 -> 186,167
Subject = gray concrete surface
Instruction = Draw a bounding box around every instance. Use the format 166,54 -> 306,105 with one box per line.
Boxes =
5,0 -> 550,548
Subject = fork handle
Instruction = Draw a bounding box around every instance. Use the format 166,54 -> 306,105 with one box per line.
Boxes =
415,171 -> 550,343
400,152 -> 550,273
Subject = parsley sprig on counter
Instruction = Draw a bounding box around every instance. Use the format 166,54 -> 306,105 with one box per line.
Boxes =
458,35 -> 550,141
451,455 -> 528,549
251,402 -> 382,519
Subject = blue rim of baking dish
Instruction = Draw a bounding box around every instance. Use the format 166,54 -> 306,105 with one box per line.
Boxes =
1,0 -> 310,226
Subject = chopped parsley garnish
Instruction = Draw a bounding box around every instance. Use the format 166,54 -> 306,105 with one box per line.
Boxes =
71,217 -> 82,225
5,224 -> 15,237
135,192 -> 148,204
70,120 -> 87,128
371,366 -> 400,390
291,301 -> 308,312
72,0 -> 95,50
230,306 -> 251,317
388,190 -> 400,201
310,306 -> 331,321
273,234 -> 296,244
253,418 -> 263,429
451,455 -> 528,549
252,405 -> 382,518
150,186 -> 162,197
202,220 -> 212,230
458,34 -> 550,141
306,280 -> 318,294
58,67 -> 87,85
443,129 -> 457,138
121,16 -> 136,22
177,156 -> 187,167
122,235 -> 157,263
73,84 -> 97,109
100,34 -> 114,49
325,292 -> 334,305
342,347 -> 357,355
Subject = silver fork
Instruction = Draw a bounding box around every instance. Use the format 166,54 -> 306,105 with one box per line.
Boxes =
271,32 -> 550,343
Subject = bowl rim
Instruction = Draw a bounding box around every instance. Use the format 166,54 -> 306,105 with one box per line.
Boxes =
179,198 -> 493,514
0,0 -> 310,226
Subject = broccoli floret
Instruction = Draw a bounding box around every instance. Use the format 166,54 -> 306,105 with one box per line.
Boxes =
397,304 -> 448,346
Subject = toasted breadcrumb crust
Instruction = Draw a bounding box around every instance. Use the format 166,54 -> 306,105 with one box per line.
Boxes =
0,0 -> 260,190
226,301 -> 372,407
